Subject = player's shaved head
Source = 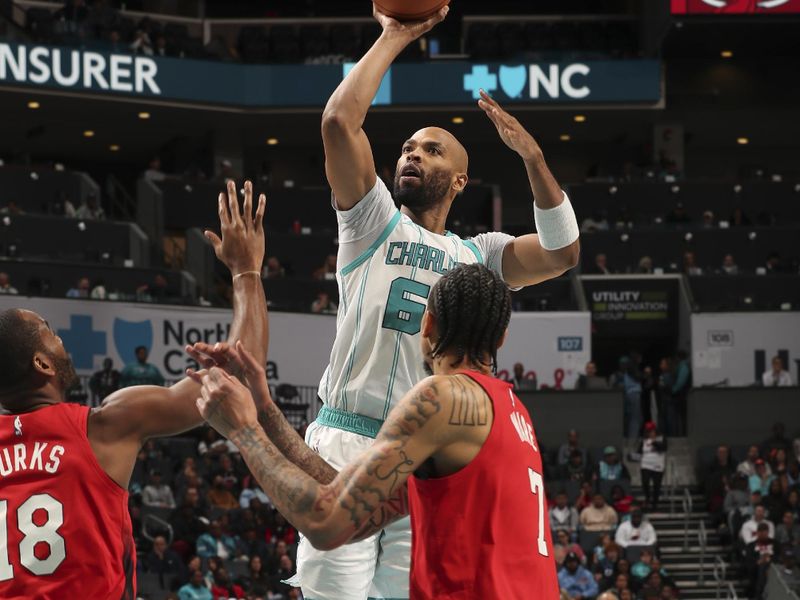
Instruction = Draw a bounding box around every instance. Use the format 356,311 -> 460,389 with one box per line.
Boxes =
0,309 -> 46,392
412,127 -> 469,173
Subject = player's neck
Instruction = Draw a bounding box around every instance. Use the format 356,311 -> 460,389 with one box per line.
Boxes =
400,203 -> 449,235
432,353 -> 493,377
0,389 -> 63,414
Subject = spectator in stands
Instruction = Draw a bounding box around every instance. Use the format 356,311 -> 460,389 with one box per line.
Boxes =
730,206 -> 752,227
75,192 -> 105,220
764,478 -> 788,520
581,211 -> 609,233
613,573 -> 632,598
702,210 -> 715,229
511,362 -> 537,392
665,202 -> 691,226
580,493 -> 619,532
596,446 -> 631,482
550,492 -> 580,539
612,356 -> 643,438
143,157 -> 167,183
721,254 -> 739,275
558,430 -> 588,466
154,34 -> 172,57
594,542 -> 622,590
575,481 -> 595,512
554,529 -> 586,567
90,278 -> 108,300
145,534 -> 186,586
739,445 -> 769,478
561,449 -> 592,483
765,251 -> 786,274
244,555 -> 272,595
137,273 -> 175,304
142,469 -> 176,509
0,272 -> 18,295
575,362 -> 609,390
66,276 -> 90,298
558,552 -> 599,599
638,422 -> 667,510
615,508 -> 657,549
611,484 -> 635,516
776,511 -> 800,549
669,350 -> 690,436
745,522 -> 777,599
130,27 -> 154,55
749,459 -> 776,496
273,554 -> 296,598
588,253 -> 611,275
178,569 -> 212,600
706,445 -> 736,517
682,251 -> 703,276
263,256 -> 285,279
762,356 -> 793,387
637,256 -> 654,274
778,549 -> 800,590
741,505 -> 776,544
196,520 -> 236,560
313,253 -> 338,280
210,567 -> 245,599
120,346 -> 165,387
239,476 -> 271,509
207,475 -> 239,510
88,357 -> 120,405
198,428 -> 237,456
631,548 -> 655,585
311,291 -> 338,314
762,423 -> 793,456
640,571 -> 666,599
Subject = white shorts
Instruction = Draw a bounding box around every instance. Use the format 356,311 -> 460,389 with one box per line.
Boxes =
293,420 -> 411,600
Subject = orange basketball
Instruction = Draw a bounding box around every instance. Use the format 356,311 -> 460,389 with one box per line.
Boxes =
373,0 -> 450,21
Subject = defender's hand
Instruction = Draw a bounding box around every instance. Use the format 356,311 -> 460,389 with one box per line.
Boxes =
206,180 -> 266,277
187,341 -> 273,410
373,2 -> 448,43
478,90 -> 542,162
196,367 -> 258,439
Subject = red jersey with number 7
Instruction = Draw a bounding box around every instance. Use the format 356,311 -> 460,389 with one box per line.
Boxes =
0,403 -> 136,600
407,370 -> 558,599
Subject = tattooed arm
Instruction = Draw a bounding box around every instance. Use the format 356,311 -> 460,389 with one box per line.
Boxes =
197,368 -> 461,550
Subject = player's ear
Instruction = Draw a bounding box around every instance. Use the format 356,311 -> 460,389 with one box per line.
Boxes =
32,352 -> 55,377
496,327 -> 509,351
452,172 -> 468,194
421,310 -> 437,341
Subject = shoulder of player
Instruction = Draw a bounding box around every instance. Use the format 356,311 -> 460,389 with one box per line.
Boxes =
397,374 -> 488,429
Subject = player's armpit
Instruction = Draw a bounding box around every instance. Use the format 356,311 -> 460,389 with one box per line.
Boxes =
501,233 -> 580,288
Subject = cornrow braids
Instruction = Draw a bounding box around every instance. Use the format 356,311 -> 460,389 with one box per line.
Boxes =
428,263 -> 512,373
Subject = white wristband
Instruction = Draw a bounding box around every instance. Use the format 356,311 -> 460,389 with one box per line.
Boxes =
533,191 -> 580,250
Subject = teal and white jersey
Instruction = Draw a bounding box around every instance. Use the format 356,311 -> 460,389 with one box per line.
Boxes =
317,177 -> 515,422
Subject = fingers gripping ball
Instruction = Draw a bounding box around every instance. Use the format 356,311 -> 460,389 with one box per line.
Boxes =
373,0 -> 450,20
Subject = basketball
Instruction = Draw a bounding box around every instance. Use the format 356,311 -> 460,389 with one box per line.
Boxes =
373,0 -> 450,21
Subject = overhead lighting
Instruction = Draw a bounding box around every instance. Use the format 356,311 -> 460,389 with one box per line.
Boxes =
720,50 -> 733,58
83,130 -> 95,138
451,116 -> 464,124
737,137 -> 749,145
574,115 -> 586,123
27,101 -> 40,109
559,134 -> 571,141
109,144 -> 120,152
138,111 -> 151,120
266,138 -> 279,145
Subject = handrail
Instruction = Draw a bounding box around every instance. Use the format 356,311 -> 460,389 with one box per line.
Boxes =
141,513 -> 174,545
713,556 -> 727,600
666,455 -> 677,515
725,582 -> 738,599
697,520 -> 707,585
682,487 -> 693,551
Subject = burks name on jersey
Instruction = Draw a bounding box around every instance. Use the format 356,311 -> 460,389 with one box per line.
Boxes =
0,442 -> 65,478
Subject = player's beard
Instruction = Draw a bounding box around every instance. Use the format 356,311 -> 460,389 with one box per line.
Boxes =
394,168 -> 452,213
50,351 -> 80,392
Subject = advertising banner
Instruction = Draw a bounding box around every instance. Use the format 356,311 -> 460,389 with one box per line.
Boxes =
0,297 -> 590,390
0,42 -> 661,108
691,312 -> 800,386
582,277 -> 680,337
671,0 -> 800,13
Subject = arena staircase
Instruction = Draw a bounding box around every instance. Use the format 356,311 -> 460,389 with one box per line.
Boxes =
627,439 -> 748,599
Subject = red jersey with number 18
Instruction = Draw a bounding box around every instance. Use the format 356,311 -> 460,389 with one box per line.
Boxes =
0,403 -> 136,600
407,370 -> 558,599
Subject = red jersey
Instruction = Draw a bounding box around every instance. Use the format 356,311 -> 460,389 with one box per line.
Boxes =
408,371 -> 559,599
0,403 -> 136,599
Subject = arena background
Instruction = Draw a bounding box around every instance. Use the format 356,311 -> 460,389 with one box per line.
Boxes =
1,1 -> 799,598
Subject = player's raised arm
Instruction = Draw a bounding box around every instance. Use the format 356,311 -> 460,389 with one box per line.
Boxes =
88,180 -> 268,488
478,90 -> 580,287
322,3 -> 448,209
197,370 -> 457,550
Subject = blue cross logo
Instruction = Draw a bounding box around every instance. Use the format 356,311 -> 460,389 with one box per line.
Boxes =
463,65 -> 497,99
58,315 -> 107,370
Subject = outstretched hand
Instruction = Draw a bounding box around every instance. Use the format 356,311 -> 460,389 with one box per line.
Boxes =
186,341 -> 273,409
196,367 -> 258,439
478,89 -> 542,162
206,180 -> 267,277
372,2 -> 449,43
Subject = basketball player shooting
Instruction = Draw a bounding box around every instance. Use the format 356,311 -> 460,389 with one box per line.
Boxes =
193,4 -> 577,600
0,181 -> 268,599
191,263 -> 560,599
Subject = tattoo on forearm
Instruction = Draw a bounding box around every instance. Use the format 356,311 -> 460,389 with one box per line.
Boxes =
448,377 -> 487,426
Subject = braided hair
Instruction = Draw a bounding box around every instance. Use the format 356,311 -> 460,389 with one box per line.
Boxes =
428,263 -> 511,373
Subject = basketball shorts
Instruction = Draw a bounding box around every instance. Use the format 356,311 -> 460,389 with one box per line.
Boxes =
289,420 -> 411,600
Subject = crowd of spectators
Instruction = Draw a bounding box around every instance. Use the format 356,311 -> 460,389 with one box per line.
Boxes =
546,430 -> 674,599
702,424 -> 800,599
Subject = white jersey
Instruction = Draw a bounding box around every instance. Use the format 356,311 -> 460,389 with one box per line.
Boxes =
317,177 -> 515,422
